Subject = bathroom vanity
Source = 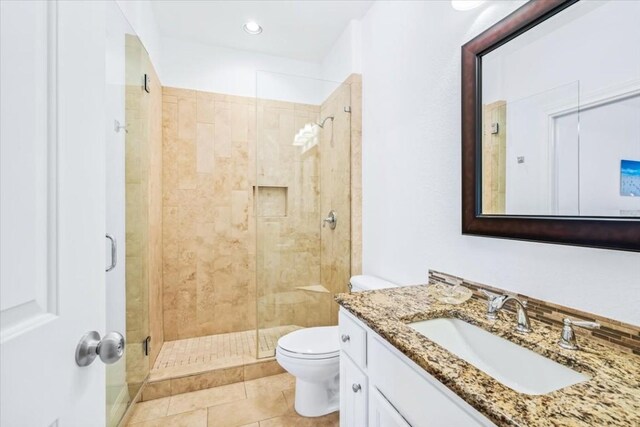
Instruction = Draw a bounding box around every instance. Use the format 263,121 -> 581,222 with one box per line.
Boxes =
336,286 -> 640,427
339,308 -> 494,426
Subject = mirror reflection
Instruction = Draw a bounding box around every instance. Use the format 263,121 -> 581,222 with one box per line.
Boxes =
481,0 -> 640,217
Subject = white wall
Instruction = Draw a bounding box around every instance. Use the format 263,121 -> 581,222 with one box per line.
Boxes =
360,1 -> 640,325
117,1 -> 362,103
321,19 -> 362,83
115,0 -> 162,66
157,36 -> 326,103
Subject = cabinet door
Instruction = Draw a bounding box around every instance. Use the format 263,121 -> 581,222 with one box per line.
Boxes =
369,388 -> 412,427
340,352 -> 368,427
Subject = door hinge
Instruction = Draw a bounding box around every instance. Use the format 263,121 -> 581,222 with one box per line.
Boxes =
143,336 -> 151,356
143,74 -> 151,93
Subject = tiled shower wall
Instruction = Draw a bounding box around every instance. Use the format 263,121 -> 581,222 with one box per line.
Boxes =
161,76 -> 362,341
321,81 -> 355,324
162,88 -> 257,340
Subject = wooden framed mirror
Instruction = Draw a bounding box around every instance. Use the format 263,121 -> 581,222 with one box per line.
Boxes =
461,0 -> 640,252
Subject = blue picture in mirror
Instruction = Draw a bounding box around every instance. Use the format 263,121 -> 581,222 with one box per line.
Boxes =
620,160 -> 640,197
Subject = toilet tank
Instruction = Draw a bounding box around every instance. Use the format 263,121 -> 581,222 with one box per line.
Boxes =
349,275 -> 397,292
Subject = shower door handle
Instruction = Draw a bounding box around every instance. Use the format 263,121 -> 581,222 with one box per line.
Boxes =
323,210 -> 337,229
106,233 -> 117,272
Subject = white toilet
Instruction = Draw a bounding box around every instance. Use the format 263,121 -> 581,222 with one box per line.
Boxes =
276,275 -> 397,417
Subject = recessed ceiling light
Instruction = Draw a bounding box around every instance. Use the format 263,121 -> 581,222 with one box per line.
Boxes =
243,21 -> 262,35
451,0 -> 485,11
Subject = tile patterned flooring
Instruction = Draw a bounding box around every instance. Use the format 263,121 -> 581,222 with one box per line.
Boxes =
151,326 -> 300,381
128,373 -> 339,427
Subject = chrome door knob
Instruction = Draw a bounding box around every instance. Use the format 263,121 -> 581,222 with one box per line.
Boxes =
352,383 -> 362,393
341,334 -> 350,342
98,332 -> 125,364
75,331 -> 125,367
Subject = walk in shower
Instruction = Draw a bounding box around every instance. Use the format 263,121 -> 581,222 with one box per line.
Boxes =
105,10 -> 360,421
151,72 -> 357,380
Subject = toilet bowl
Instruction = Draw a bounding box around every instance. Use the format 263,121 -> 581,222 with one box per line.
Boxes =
276,275 -> 397,417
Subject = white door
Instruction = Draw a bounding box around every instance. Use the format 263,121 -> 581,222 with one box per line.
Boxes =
1,1 -> 107,426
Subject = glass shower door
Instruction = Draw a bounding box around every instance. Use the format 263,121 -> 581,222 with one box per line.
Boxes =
255,72 -> 352,359
105,4 -> 151,425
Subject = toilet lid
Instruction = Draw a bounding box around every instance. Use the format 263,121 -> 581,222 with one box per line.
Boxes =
277,326 -> 340,356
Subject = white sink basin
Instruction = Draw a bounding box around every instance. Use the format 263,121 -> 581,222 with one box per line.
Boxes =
409,318 -> 589,395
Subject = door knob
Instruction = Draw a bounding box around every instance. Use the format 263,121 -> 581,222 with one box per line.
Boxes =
352,383 -> 362,393
75,331 -> 125,367
341,334 -> 350,342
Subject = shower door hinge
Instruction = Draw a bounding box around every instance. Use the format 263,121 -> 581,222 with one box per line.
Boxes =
344,106 -> 352,113
143,74 -> 151,93
143,336 -> 151,356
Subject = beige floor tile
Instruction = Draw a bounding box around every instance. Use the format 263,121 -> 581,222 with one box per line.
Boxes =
129,408 -> 207,427
239,424 -> 259,427
167,382 -> 246,415
142,381 -> 172,401
129,397 -> 170,423
270,389 -> 339,426
207,393 -> 288,427
171,366 -> 244,395
151,356 -> 246,381
282,389 -> 295,410
152,320 -> 298,380
244,360 -> 286,381
258,411 -> 339,427
245,373 -> 295,399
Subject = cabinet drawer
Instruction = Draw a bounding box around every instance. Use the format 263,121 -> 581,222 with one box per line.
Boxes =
339,309 -> 367,368
340,351 -> 368,427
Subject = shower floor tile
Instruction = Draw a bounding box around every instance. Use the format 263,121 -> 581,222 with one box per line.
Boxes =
151,325 -> 300,381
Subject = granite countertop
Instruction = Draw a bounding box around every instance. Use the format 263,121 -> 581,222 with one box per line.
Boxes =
335,285 -> 640,427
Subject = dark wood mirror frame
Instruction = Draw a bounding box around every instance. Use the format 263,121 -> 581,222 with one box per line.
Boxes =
461,0 -> 640,252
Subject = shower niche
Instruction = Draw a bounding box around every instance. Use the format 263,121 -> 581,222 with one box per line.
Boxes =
254,186 -> 289,217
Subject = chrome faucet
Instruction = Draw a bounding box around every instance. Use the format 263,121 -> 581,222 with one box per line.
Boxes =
558,317 -> 600,350
482,290 -> 531,334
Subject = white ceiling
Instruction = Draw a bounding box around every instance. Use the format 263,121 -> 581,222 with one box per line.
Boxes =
151,1 -> 373,62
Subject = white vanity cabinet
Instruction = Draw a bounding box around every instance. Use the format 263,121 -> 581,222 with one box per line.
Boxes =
340,349 -> 368,426
339,308 -> 496,427
369,388 -> 411,427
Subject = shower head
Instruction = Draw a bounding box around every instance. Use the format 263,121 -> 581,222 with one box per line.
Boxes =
316,116 -> 334,128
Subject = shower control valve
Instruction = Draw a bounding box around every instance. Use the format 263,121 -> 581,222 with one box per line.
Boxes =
323,210 -> 337,229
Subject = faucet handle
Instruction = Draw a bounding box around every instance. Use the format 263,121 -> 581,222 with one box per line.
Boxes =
481,290 -> 504,320
481,289 -> 500,301
564,317 -> 600,330
559,318 -> 600,350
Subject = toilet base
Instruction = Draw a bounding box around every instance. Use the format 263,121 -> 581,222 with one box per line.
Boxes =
293,376 -> 340,417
